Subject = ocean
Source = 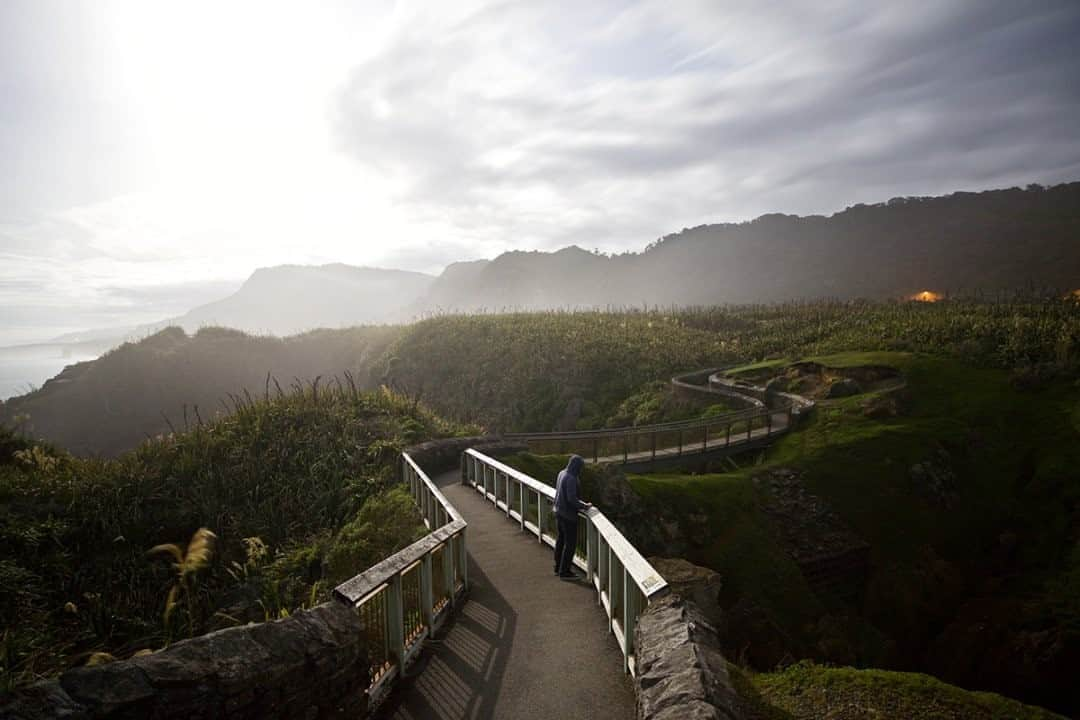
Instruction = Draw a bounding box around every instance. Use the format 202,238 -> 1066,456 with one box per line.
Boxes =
0,345 -> 100,401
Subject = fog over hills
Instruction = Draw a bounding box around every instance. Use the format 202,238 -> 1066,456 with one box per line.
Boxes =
418,183 -> 1080,311
187,182 -> 1080,328
167,264 -> 435,335
7,182 -> 1080,360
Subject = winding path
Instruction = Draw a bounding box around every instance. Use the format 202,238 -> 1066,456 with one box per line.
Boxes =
362,369 -> 812,719
378,469 -> 636,720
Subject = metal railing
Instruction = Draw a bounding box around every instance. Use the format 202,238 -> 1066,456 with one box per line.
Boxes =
461,448 -> 669,675
505,401 -> 793,463
333,453 -> 468,707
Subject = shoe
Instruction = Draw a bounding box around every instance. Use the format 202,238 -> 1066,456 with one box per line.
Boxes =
558,572 -> 577,581
553,567 -> 559,575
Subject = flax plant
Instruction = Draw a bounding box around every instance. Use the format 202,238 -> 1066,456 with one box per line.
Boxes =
148,527 -> 217,641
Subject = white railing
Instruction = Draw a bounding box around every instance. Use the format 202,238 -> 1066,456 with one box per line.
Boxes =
333,453 -> 468,707
461,448 -> 669,675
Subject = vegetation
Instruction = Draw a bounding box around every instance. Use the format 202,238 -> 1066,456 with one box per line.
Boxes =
732,661 -> 1066,720
6,297 -> 1080,456
0,324 -> 402,455
626,351 -> 1078,714
3,296 -> 1080,713
499,338 -> 1080,715
380,297 -> 1080,432
0,382 -> 466,689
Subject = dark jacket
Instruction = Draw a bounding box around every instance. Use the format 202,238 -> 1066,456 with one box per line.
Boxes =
554,455 -> 587,520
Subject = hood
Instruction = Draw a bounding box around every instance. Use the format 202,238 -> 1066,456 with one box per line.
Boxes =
565,454 -> 585,476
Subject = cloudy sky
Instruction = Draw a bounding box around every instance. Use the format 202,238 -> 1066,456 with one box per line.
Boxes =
1,0 -> 1079,344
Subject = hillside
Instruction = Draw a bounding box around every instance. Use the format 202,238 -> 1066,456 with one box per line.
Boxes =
736,662 -> 1066,720
0,325 -> 403,455
418,183 -> 1080,310
503,350 -> 1080,715
0,383 -> 466,688
6,298 -> 1080,457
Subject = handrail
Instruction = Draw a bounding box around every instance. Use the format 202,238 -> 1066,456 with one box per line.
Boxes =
333,452 -> 468,708
505,366 -> 812,464
462,448 -> 668,675
505,403 -> 770,440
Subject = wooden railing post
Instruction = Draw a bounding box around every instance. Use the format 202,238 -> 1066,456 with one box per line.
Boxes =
420,554 -> 434,633
519,481 -> 526,530
538,492 -> 546,544
623,568 -> 635,674
726,424 -> 732,447
387,574 -> 405,673
587,521 -> 597,584
458,529 -> 468,589
442,540 -> 455,607
677,429 -> 683,456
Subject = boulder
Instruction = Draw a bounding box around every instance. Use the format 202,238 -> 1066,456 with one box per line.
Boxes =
0,681 -> 88,720
646,557 -> 723,626
634,594 -> 745,720
59,662 -> 155,716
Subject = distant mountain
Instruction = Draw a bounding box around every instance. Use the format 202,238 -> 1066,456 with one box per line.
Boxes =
416,182 -> 1080,311
170,264 -> 434,335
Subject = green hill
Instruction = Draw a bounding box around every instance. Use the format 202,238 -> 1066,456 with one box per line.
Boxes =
504,349 -> 1080,715
735,661 -> 1066,720
0,383 -> 467,689
0,324 -> 402,455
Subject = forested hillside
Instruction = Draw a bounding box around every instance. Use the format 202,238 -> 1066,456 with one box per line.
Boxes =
417,182 -> 1080,311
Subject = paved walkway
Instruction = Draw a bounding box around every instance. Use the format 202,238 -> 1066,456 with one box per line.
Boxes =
377,469 -> 636,720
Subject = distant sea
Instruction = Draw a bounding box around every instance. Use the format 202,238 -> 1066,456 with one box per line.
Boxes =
0,345 -> 101,401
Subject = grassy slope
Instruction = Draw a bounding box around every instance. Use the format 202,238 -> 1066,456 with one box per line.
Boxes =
733,662 -> 1067,720
0,385 -> 466,687
378,312 -> 733,431
1,324 -> 403,456
503,351 -> 1080,714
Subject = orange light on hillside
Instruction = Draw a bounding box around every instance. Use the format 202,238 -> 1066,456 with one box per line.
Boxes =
910,290 -> 943,303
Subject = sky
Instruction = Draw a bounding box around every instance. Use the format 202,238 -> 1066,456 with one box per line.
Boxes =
1,0 -> 1079,345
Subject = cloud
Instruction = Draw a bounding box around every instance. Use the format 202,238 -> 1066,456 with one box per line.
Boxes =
334,0 -> 1080,250
2,0 -> 1079,344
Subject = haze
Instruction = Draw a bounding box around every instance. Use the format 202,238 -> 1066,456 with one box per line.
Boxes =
2,0 -> 1079,345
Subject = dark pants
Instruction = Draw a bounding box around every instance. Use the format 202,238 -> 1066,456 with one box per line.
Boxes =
554,514 -> 578,575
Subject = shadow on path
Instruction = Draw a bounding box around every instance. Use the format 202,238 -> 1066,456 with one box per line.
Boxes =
379,557 -> 516,720
375,469 -> 636,720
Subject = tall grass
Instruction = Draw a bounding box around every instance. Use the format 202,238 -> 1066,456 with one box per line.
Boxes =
0,381 -> 467,686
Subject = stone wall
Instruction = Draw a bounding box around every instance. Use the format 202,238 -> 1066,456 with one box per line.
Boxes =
634,594 -> 746,720
1,602 -> 368,720
404,435 -> 526,480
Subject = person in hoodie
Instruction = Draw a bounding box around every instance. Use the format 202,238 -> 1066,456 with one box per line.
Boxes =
553,454 -> 591,579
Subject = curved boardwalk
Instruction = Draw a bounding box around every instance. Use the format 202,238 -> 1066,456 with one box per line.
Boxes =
378,468 -> 636,720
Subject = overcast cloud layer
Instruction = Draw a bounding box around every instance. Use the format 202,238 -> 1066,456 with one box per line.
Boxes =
1,0 -> 1079,344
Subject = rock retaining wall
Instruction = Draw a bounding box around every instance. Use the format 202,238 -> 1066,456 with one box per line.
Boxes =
634,594 -> 746,720
404,435 -> 526,480
1,602 -> 368,720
